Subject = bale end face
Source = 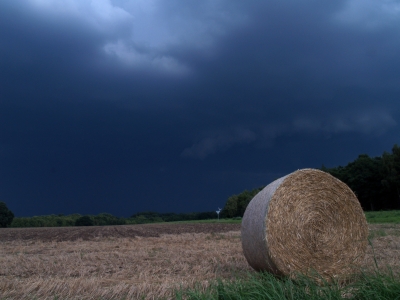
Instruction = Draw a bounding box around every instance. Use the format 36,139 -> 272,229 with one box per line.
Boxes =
241,168 -> 368,281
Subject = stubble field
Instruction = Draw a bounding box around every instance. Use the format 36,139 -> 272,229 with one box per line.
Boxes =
0,223 -> 399,299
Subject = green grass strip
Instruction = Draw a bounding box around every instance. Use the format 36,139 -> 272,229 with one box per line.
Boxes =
365,210 -> 400,224
175,271 -> 400,300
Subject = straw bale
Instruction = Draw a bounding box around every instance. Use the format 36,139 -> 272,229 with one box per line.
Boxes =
241,168 -> 368,280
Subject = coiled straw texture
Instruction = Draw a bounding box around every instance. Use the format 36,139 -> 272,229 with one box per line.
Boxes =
241,169 -> 368,281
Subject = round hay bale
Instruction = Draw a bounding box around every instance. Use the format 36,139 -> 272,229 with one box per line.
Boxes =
241,168 -> 368,280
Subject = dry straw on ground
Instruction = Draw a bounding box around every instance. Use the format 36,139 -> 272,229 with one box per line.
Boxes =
0,229 -> 250,300
242,168 -> 369,281
0,223 -> 399,299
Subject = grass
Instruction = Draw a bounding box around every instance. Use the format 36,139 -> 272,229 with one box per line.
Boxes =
174,211 -> 400,300
177,210 -> 400,225
176,270 -> 400,300
365,210 -> 400,224
191,210 -> 400,225
169,218 -> 242,224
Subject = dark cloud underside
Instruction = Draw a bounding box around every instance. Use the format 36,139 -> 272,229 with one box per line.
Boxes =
0,0 -> 399,216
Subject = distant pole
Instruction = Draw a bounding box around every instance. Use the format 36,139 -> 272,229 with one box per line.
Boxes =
216,208 -> 221,221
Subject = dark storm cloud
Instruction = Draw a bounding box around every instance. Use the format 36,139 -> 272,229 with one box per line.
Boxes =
1,0 -> 400,216
177,0 -> 400,158
181,128 -> 257,159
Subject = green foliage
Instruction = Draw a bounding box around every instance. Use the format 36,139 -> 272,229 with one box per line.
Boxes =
169,218 -> 241,224
92,213 -> 125,226
365,210 -> 400,224
128,211 -> 165,224
221,143 -> 400,217
10,214 -> 81,228
10,213 -> 125,228
222,195 -> 238,218
323,144 -> 400,211
353,271 -> 400,300
0,201 -> 14,228
221,187 -> 263,218
381,145 -> 400,207
127,211 -> 217,224
75,215 -> 94,226
176,271 -> 400,300
10,211 -> 218,228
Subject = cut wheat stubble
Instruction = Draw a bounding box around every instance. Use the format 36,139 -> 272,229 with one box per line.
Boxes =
0,223 -> 398,299
0,231 -> 251,300
241,168 -> 369,281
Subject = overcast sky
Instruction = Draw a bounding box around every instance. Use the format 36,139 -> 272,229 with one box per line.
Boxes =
1,0 -> 399,217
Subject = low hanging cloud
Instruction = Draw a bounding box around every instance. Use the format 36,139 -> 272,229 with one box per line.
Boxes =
24,0 -> 249,75
334,0 -> 400,29
181,128 -> 256,159
103,40 -> 190,75
28,0 -> 133,34
293,110 -> 397,135
183,110 -> 397,160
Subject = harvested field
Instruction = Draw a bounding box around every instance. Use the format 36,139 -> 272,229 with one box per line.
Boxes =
0,223 -> 241,242
0,223 -> 247,299
364,224 -> 400,272
0,223 -> 399,299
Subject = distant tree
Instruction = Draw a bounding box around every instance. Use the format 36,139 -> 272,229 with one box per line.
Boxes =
159,213 -> 180,222
381,144 -> 400,208
128,211 -> 217,223
320,144 -> 400,211
222,195 -> 238,218
222,187 -> 264,218
130,215 -> 151,224
75,215 -> 94,226
344,154 -> 384,210
196,211 -> 217,220
93,213 -> 125,226
0,202 -> 14,228
130,211 -> 164,223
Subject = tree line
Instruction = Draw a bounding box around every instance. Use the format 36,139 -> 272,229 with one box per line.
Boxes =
321,144 -> 400,211
129,211 -> 217,223
10,213 -> 125,228
220,187 -> 264,218
2,211 -> 218,228
221,144 -> 400,217
1,143 -> 399,228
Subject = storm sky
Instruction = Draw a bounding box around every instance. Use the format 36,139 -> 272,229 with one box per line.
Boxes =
1,0 -> 399,217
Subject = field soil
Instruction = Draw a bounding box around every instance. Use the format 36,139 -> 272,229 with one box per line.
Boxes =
0,223 -> 399,300
0,223 -> 241,242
